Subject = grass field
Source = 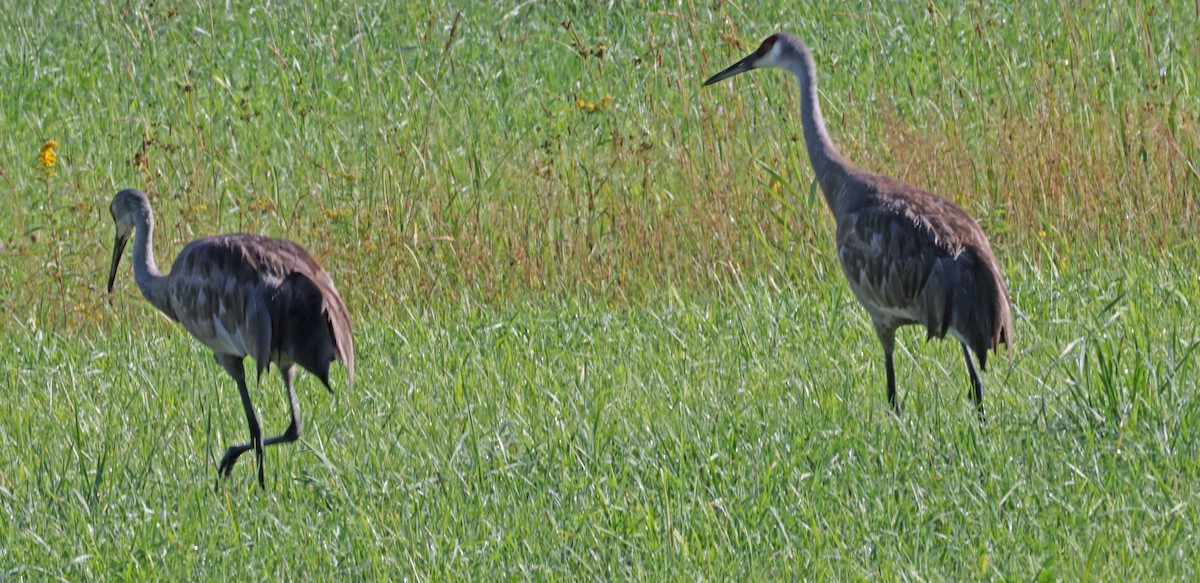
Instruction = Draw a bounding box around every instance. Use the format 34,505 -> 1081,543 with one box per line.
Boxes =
2,1 -> 1199,579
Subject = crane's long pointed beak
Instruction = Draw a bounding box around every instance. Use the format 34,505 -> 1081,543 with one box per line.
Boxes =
108,232 -> 129,294
703,53 -> 757,86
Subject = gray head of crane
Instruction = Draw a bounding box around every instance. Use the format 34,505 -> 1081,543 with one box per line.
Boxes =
107,188 -> 152,294
703,33 -> 805,86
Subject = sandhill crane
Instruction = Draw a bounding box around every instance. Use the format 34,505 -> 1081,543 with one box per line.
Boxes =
704,33 -> 1012,417
106,188 -> 354,489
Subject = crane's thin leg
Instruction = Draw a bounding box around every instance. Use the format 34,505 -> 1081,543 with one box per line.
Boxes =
214,354 -> 266,490
872,321 -> 900,416
885,349 -> 898,415
263,365 -> 301,447
961,343 -> 986,421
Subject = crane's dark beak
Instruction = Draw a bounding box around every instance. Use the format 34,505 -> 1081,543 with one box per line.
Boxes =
108,231 -> 129,294
703,52 -> 757,86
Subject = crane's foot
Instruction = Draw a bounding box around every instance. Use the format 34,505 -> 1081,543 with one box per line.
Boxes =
215,438 -> 265,490
218,443 -> 251,477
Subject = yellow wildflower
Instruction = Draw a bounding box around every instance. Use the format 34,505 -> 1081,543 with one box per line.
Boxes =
770,168 -> 786,191
191,204 -> 208,212
248,198 -> 275,212
576,95 -> 613,114
37,140 -> 58,176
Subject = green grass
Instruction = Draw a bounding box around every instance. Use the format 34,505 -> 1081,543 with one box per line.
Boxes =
2,0 -> 1199,579
3,267 -> 1199,578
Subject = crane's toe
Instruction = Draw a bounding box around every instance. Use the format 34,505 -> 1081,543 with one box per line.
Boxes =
214,439 -> 269,490
218,443 -> 252,478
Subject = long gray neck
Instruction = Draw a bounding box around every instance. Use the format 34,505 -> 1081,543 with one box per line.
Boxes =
782,42 -> 854,215
131,207 -> 171,313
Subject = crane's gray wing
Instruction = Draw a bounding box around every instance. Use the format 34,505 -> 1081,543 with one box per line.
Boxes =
837,182 -> 1012,366
165,235 -> 354,387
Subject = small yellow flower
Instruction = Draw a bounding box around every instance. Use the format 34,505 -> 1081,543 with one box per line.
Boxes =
576,99 -> 597,113
37,139 -> 58,176
576,95 -> 613,115
248,198 -> 275,212
73,302 -> 104,322
191,204 -> 208,212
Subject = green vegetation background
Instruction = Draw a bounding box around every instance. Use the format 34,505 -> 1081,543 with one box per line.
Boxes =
1,1 -> 1198,579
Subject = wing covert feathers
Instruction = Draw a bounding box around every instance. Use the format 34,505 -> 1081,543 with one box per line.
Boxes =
167,234 -> 354,389
837,172 -> 1012,369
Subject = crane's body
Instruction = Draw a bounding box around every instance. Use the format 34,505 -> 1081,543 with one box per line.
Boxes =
107,188 -> 354,489
705,34 -> 1011,417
